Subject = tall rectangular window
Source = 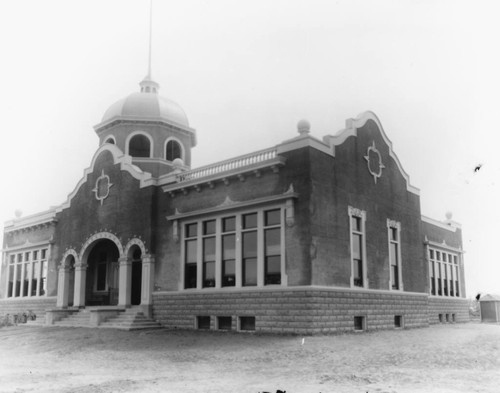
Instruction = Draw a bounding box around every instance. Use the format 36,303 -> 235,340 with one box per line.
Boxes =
349,207 -> 366,288
184,223 -> 198,289
202,220 -> 216,288
182,207 -> 283,290
387,220 -> 401,290
222,216 -> 236,287
264,209 -> 281,285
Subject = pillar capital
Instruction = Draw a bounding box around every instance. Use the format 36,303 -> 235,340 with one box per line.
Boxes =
143,254 -> 155,264
118,256 -> 131,265
75,263 -> 88,270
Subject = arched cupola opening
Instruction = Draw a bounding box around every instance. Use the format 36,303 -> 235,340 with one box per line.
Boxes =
166,139 -> 183,161
128,134 -> 151,158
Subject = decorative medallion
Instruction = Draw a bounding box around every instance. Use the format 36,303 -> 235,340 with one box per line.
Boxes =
364,141 -> 385,184
92,170 -> 114,205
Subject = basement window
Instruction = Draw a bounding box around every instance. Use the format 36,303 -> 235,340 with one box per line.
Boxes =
438,314 -> 443,323
239,316 -> 256,331
354,316 -> 366,331
197,316 -> 210,330
217,316 -> 232,331
394,315 -> 403,328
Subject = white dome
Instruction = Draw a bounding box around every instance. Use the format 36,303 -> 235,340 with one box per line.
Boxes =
102,91 -> 189,127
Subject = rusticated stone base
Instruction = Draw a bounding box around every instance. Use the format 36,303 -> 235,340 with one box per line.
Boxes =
152,287 -> 433,335
428,297 -> 470,324
0,297 -> 56,320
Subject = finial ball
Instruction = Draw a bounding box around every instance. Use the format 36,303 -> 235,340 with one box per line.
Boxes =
297,119 -> 311,135
14,209 -> 22,218
172,158 -> 184,169
445,211 -> 453,220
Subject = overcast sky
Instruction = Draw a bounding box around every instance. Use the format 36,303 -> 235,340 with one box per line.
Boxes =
0,0 -> 498,297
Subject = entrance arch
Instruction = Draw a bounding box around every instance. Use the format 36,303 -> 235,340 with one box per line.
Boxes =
85,239 -> 120,306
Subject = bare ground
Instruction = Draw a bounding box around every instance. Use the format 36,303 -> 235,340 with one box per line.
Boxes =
0,322 -> 499,393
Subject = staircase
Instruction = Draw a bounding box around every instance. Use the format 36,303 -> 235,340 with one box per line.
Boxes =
54,309 -> 92,327
99,308 -> 162,330
51,307 -> 162,330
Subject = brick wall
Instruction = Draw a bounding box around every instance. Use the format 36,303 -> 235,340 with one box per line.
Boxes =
0,297 -> 56,319
428,297 -> 470,324
153,287 -> 430,335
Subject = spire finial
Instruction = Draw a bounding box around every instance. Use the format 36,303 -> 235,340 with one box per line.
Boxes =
140,0 -> 159,93
147,0 -> 153,79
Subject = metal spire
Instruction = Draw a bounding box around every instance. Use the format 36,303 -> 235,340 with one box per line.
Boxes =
140,0 -> 159,93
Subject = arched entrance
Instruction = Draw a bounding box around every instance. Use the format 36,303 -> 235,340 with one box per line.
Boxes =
130,247 -> 142,306
85,239 -> 120,306
67,256 -> 75,307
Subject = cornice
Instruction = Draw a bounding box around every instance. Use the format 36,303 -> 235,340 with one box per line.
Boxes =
421,215 -> 461,232
4,209 -> 57,234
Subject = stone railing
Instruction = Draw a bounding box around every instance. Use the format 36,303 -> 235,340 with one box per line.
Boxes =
176,147 -> 278,183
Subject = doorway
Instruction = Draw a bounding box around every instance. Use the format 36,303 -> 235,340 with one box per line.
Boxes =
130,247 -> 142,306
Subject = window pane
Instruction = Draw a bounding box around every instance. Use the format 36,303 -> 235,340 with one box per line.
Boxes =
354,260 -> 363,287
265,256 -> 281,285
203,220 -> 216,235
429,249 -> 434,260
222,234 -> 235,260
390,227 -> 397,241
265,209 -> 280,226
390,242 -> 398,266
15,264 -> 21,297
41,249 -> 47,259
223,217 -> 236,232
352,233 -> 362,260
243,231 -> 257,258
32,261 -> 39,296
185,264 -> 197,288
243,213 -> 257,229
40,261 -> 47,295
186,239 -> 197,263
23,263 -> 30,297
7,266 -> 14,297
186,223 -> 197,238
222,259 -> 235,287
243,258 -> 257,286
351,216 -> 361,232
33,251 -> 38,260
265,228 -> 280,256
436,251 -> 441,261
203,237 -> 216,262
391,265 -> 399,290
203,261 -> 215,288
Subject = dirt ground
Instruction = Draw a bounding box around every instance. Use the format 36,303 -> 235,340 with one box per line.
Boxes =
0,322 -> 498,393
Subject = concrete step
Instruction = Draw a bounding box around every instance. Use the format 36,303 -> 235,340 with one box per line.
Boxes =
99,311 -> 162,331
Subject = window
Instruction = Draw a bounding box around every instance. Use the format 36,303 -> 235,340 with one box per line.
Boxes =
182,207 -> 284,289
197,316 -> 211,330
394,315 -> 403,328
239,316 -> 256,331
217,316 -> 232,330
128,134 -> 151,157
349,207 -> 366,288
6,247 -> 48,298
354,316 -> 366,331
184,223 -> 198,289
387,220 -> 402,290
222,217 -> 236,287
166,140 -> 182,161
428,248 -> 460,297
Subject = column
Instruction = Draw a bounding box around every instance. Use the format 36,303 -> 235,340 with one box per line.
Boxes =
56,263 -> 70,308
141,255 -> 155,306
73,263 -> 88,308
118,256 -> 132,307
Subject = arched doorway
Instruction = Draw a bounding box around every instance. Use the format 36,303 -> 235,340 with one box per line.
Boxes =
130,247 -> 142,306
67,256 -> 75,307
85,239 -> 120,306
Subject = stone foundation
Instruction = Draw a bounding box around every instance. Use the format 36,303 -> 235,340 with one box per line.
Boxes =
0,297 -> 56,319
152,287 -> 431,335
428,297 -> 470,324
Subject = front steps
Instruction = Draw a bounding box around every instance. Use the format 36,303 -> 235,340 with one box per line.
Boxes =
52,307 -> 162,331
99,308 -> 162,330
